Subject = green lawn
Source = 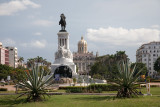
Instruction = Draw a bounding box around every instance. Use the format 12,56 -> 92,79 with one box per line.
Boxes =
0,87 -> 160,107
0,95 -> 160,107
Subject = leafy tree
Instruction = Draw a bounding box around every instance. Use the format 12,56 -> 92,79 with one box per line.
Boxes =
89,51 -> 128,80
154,57 -> 160,73
131,62 -> 148,76
0,64 -> 12,80
111,60 -> 143,98
11,68 -> 26,83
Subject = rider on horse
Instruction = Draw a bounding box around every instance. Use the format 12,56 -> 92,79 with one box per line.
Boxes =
59,13 -> 66,31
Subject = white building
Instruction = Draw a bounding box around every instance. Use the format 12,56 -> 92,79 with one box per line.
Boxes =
136,41 -> 160,77
0,42 -> 9,65
73,36 -> 98,75
5,47 -> 18,68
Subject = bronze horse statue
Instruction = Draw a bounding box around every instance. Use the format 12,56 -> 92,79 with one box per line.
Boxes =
59,14 -> 66,31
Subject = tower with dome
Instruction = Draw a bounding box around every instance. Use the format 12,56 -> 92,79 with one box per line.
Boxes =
73,36 -> 98,75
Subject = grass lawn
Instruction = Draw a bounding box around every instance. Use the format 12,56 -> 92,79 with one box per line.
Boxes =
0,87 -> 160,107
0,95 -> 160,107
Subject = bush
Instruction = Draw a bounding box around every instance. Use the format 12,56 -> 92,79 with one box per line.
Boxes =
66,89 -> 83,93
94,88 -> 102,93
87,84 -> 118,91
60,84 -> 118,93
59,86 -> 85,90
0,88 -> 7,91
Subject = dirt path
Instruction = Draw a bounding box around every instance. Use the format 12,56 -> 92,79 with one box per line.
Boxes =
0,85 -> 16,91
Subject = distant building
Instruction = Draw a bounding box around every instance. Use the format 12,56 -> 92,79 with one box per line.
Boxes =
5,46 -> 18,68
73,36 -> 98,75
0,42 -> 9,65
136,41 -> 160,78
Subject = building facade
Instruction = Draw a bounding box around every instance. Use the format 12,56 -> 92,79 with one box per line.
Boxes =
5,47 -> 18,68
0,42 -> 9,65
73,36 -> 98,75
136,41 -> 160,77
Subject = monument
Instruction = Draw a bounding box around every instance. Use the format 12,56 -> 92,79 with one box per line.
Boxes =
51,14 -> 77,79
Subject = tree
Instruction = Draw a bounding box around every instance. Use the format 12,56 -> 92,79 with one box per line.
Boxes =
89,51 -> 128,80
18,57 -> 24,67
11,68 -> 26,83
27,58 -> 35,68
111,60 -> 143,98
0,64 -> 12,80
154,57 -> 160,73
131,62 -> 148,76
35,56 -> 43,66
17,65 -> 53,102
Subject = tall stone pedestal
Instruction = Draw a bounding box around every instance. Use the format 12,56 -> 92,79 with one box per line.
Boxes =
51,31 -> 77,78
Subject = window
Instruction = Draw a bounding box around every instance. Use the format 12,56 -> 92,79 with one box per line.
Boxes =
153,54 -> 156,56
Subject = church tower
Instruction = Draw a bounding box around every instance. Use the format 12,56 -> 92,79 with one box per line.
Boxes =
78,36 -> 87,54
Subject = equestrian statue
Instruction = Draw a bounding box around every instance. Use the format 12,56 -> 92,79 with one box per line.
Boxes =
59,13 -> 66,32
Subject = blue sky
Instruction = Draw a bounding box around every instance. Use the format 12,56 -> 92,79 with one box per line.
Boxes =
0,0 -> 160,63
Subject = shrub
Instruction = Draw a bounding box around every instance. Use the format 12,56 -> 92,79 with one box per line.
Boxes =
94,88 -> 102,93
87,84 -> 118,91
60,84 -> 118,93
59,86 -> 85,90
66,89 -> 83,93
0,88 -> 7,91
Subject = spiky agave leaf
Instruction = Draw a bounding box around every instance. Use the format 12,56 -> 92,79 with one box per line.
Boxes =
16,65 -> 53,101
111,60 -> 143,98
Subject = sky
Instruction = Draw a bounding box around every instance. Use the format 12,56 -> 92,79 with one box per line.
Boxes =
0,0 -> 160,63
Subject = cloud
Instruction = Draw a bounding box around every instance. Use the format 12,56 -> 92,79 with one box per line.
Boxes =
32,19 -> 54,27
86,27 -> 160,47
2,38 -> 16,46
33,32 -> 42,36
21,40 -> 46,48
151,25 -> 160,29
0,0 -> 40,16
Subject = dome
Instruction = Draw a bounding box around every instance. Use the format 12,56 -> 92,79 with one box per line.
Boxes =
78,36 -> 87,45
78,36 -> 88,54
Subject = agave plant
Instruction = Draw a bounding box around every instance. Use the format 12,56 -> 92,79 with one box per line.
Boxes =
111,60 -> 143,98
17,65 -> 53,101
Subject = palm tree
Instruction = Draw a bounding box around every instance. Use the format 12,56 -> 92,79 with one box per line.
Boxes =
111,60 -> 143,98
35,56 -> 43,66
18,57 -> 24,66
27,58 -> 35,68
17,65 -> 53,101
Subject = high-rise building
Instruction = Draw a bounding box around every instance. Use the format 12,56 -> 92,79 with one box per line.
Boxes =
0,42 -> 9,65
136,41 -> 160,78
5,46 -> 18,68
73,36 -> 98,75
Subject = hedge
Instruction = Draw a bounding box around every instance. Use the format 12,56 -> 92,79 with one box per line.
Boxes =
87,84 -> 119,91
59,86 -> 86,90
59,84 -> 119,93
0,88 -> 7,91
